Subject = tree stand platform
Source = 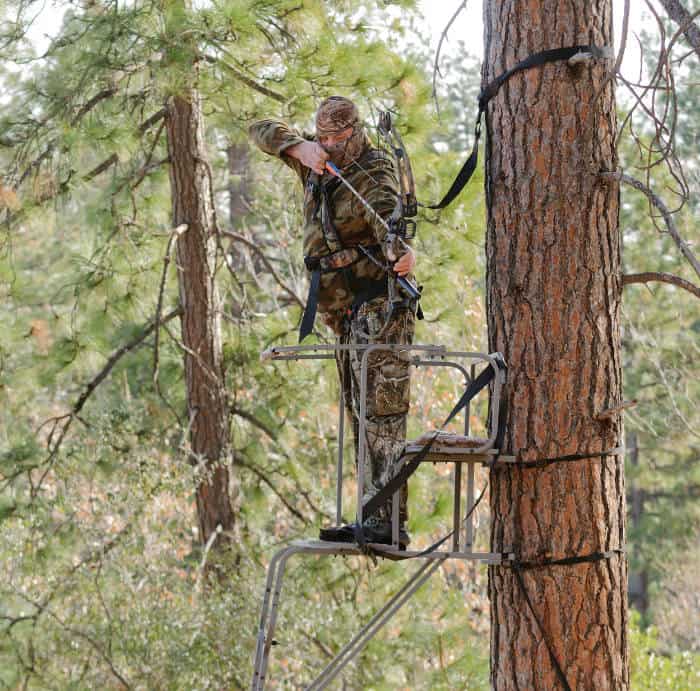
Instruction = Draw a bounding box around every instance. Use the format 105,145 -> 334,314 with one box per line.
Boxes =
252,345 -> 511,690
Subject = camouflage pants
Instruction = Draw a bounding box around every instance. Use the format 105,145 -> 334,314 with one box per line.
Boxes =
335,296 -> 416,524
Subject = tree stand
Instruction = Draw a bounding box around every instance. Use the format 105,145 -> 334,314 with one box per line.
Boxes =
251,345 -> 512,690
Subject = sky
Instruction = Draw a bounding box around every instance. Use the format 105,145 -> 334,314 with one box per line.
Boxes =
420,0 -> 648,80
21,1 -> 648,80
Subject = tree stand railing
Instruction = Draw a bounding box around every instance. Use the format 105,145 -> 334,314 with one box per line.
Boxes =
252,344 -> 512,690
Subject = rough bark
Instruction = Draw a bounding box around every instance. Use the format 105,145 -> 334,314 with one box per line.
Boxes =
483,1 -> 628,689
166,88 -> 235,545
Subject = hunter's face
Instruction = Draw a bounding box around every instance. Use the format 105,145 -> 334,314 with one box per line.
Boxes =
318,126 -> 354,150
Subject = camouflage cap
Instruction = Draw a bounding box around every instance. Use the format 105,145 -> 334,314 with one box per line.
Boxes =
315,96 -> 360,136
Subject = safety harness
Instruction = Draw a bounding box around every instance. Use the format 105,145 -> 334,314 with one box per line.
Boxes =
298,143 -> 421,342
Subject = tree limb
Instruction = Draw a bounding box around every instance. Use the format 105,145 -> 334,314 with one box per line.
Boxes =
659,0 -> 700,59
623,272 -> 700,299
153,226 -> 189,423
431,1 -> 467,121
202,53 -> 286,103
34,307 -> 183,475
231,405 -> 277,441
235,456 -> 309,524
601,171 -> 700,280
221,230 -> 304,309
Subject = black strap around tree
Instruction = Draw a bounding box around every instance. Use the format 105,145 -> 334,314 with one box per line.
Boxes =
428,45 -> 610,210
508,548 -> 624,691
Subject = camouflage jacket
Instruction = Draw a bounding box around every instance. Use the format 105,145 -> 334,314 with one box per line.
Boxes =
249,118 -> 410,330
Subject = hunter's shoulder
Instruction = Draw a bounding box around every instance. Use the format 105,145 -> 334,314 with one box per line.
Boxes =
354,147 -> 397,186
358,146 -> 394,169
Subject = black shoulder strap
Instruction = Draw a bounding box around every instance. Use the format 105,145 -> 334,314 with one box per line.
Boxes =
428,45 -> 609,210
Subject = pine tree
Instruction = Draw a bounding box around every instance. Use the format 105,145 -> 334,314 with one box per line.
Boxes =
483,2 -> 628,688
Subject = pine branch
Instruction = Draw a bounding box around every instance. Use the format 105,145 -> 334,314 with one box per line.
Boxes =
231,405 -> 277,441
235,455 -> 309,524
622,272 -> 700,299
83,153 -> 119,182
30,307 -> 183,491
203,52 -> 286,103
221,230 -> 304,309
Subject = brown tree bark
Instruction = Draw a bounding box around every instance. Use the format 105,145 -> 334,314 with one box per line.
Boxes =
483,2 -> 628,689
166,87 -> 235,546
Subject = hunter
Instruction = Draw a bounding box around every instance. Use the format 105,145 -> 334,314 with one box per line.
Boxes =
249,96 -> 418,547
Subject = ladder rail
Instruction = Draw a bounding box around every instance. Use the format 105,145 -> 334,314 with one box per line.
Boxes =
307,558 -> 445,690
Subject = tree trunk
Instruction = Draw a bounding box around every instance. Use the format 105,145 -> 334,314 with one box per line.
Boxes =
166,88 -> 235,546
484,2 -> 628,688
227,139 -> 252,226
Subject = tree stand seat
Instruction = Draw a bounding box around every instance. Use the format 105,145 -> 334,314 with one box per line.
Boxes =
404,432 -> 515,464
252,345 -> 508,689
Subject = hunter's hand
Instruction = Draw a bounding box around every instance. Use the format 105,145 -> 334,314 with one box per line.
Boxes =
286,141 -> 329,175
393,248 -> 416,277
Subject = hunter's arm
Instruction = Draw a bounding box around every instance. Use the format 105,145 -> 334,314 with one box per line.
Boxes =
248,118 -> 310,179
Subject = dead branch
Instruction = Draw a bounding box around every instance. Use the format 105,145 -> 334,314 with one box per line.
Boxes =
595,400 -> 638,421
660,0 -> 700,59
623,272 -> 700,299
614,0 -> 631,76
153,225 -> 189,420
431,1 -> 467,121
600,171 -> 700,280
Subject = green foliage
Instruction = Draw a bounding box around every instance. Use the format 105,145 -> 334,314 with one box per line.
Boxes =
630,611 -> 700,690
0,0 -> 494,686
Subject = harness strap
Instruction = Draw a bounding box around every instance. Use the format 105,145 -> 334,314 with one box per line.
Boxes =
299,268 -> 322,343
428,45 -> 610,210
299,245 -> 382,342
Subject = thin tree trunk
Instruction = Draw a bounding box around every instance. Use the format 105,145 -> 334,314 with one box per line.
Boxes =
483,1 -> 628,688
227,140 -> 251,226
166,88 -> 235,546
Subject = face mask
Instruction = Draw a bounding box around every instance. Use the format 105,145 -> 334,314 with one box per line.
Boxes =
321,127 -> 366,169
